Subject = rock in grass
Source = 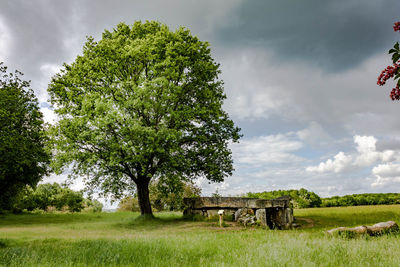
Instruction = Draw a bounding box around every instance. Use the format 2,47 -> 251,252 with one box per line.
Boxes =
327,226 -> 368,237
326,221 -> 399,237
367,221 -> 399,236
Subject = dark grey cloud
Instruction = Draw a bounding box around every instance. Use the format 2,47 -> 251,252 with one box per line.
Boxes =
376,138 -> 400,151
0,0 -> 238,100
0,0 -> 82,100
216,0 -> 400,71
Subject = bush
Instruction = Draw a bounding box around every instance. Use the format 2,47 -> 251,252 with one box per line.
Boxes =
12,183 -> 102,213
149,181 -> 202,211
117,196 -> 140,212
246,188 -> 322,208
46,206 -> 57,213
83,199 -> 103,213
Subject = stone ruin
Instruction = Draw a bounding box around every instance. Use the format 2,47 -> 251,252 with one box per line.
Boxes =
183,196 -> 293,229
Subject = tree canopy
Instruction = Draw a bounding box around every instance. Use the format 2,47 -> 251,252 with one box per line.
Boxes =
0,62 -> 50,210
48,21 -> 241,216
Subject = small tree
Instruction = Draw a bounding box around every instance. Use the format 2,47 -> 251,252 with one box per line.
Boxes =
377,22 -> 400,100
117,196 -> 140,212
13,182 -> 99,212
48,21 -> 240,217
0,63 -> 49,210
150,180 -> 202,211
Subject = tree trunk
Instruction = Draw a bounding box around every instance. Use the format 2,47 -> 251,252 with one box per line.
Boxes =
136,179 -> 153,217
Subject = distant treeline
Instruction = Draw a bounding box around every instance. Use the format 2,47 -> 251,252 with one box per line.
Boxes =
246,189 -> 400,208
321,193 -> 400,207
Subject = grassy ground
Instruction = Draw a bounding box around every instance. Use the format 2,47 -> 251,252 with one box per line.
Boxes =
1,205 -> 400,266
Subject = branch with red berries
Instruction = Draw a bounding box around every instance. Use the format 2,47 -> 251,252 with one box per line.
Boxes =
377,21 -> 400,100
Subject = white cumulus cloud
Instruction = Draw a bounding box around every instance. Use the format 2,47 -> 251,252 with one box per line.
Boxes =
306,151 -> 353,173
306,135 -> 398,174
371,163 -> 400,188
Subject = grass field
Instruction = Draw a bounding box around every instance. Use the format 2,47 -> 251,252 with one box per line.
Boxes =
1,205 -> 400,266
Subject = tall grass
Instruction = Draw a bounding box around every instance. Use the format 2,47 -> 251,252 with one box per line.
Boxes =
1,206 -> 400,266
295,205 -> 400,230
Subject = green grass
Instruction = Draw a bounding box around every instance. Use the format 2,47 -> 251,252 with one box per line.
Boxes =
1,206 -> 400,266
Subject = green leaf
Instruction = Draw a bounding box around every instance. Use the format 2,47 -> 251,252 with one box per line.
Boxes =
395,42 -> 400,50
392,53 -> 400,63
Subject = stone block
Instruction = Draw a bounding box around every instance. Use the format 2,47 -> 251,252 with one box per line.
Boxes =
256,209 -> 267,226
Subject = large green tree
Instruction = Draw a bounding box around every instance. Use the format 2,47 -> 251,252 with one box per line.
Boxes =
48,21 -> 241,216
0,62 -> 50,210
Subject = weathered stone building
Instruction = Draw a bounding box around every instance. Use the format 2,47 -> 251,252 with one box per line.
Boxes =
183,196 -> 293,229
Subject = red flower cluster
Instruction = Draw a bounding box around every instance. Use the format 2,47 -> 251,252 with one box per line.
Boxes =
377,62 -> 399,86
390,85 -> 400,100
378,21 -> 400,100
394,21 -> 400,32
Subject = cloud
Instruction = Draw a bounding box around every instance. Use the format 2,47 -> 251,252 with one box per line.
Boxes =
0,1 -> 85,102
221,48 -> 400,139
297,121 -> 333,148
216,0 -> 400,71
376,138 -> 400,152
38,63 -> 62,102
373,163 -> 400,178
40,107 -> 57,124
353,136 -> 395,166
371,163 -> 400,187
307,135 -> 398,174
0,16 -> 12,62
306,152 -> 353,173
232,133 -> 303,167
0,0 -> 242,108
40,171 -> 84,191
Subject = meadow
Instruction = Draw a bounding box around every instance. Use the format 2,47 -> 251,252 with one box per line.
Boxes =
1,205 -> 400,266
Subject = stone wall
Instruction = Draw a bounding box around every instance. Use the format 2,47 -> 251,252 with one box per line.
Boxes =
183,196 -> 293,229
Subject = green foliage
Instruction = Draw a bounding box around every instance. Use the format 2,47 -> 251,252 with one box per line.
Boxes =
0,62 -> 50,210
47,21 -> 240,215
117,196 -> 140,212
118,181 -> 201,211
13,183 -> 102,213
246,188 -> 322,208
150,181 -> 201,211
83,199 -> 104,213
321,193 -> 400,207
211,189 -> 222,198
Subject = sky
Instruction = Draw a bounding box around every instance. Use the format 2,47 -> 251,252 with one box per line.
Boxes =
1,0 -> 400,206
